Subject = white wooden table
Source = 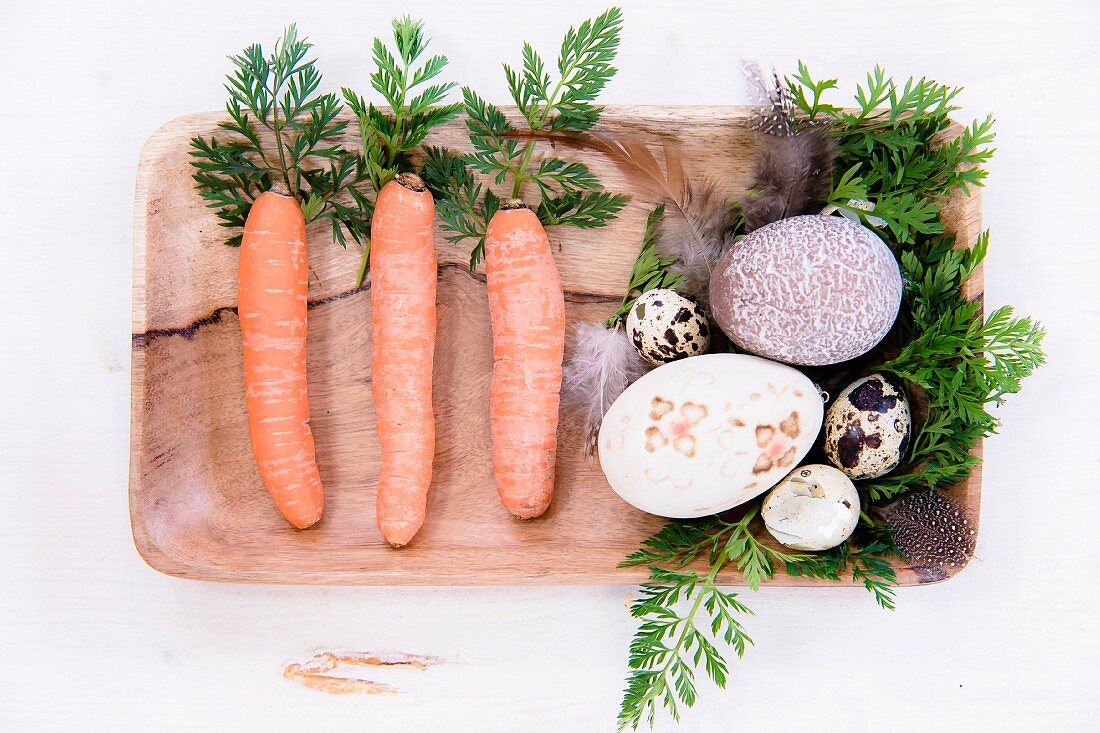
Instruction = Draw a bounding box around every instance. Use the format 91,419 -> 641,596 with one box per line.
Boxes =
3,0 -> 1098,729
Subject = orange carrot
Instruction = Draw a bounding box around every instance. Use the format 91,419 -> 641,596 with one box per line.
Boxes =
484,201 -> 566,518
370,174 -> 438,546
238,188 -> 324,529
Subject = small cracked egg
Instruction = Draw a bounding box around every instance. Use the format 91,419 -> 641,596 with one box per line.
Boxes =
762,464 -> 860,551
823,374 -> 911,480
625,289 -> 710,365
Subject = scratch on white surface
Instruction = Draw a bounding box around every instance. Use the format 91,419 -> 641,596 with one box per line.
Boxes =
283,650 -> 445,695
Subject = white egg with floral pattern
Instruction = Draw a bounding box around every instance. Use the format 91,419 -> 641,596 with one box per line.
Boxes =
598,354 -> 824,518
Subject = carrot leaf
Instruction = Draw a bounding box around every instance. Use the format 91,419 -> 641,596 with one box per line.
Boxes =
342,16 -> 462,282
421,146 -> 499,269
536,190 -> 628,229
191,24 -> 372,248
619,506 -> 895,731
506,6 -> 623,133
605,206 -> 682,328
342,16 -> 462,192
462,88 -> 521,186
428,7 -> 629,266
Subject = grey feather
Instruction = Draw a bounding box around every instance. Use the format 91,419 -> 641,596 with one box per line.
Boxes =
573,135 -> 737,304
739,61 -> 837,232
561,322 -> 652,455
652,177 -> 738,304
741,60 -> 795,135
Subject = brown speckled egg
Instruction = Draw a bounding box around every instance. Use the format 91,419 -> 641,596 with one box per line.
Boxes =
708,215 -> 902,366
625,289 -> 710,365
823,374 -> 911,479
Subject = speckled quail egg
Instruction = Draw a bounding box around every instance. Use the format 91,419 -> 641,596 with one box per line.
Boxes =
625,289 -> 710,365
762,464 -> 860,551
823,374 -> 911,480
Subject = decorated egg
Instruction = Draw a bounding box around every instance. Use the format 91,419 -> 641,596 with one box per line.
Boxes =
597,353 -> 823,518
708,215 -> 902,366
625,289 -> 710,365
761,464 -> 860,551
823,374 -> 911,480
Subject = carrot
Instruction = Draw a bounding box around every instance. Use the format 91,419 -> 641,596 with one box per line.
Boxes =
194,27 -> 375,529
370,174 -> 438,546
238,188 -> 324,529
484,201 -> 566,518
418,12 -> 626,519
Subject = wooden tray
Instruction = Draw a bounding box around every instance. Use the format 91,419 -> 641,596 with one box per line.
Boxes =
130,106 -> 983,585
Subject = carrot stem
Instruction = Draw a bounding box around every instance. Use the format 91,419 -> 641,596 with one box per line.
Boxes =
355,241 -> 372,288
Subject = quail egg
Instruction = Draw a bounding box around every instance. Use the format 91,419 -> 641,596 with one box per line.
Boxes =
762,464 -> 860,551
823,374 -> 911,480
625,289 -> 709,365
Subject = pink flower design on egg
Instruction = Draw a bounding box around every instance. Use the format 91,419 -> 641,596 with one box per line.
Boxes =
644,398 -> 708,458
751,411 -> 802,474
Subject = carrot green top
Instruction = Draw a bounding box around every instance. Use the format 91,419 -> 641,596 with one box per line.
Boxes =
189,24 -> 372,248
420,7 -> 630,269
341,16 -> 463,285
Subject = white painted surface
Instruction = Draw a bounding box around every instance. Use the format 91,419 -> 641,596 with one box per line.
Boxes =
2,0 -> 1098,729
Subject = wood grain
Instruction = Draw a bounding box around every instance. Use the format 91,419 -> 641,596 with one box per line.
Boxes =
130,106 -> 983,585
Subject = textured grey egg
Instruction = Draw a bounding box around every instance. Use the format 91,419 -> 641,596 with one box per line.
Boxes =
708,215 -> 902,366
625,289 -> 710,365
823,374 -> 911,480
762,464 -> 860,551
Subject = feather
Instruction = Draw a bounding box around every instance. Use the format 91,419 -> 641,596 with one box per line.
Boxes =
652,175 -> 737,304
560,322 -> 651,455
740,128 -> 836,232
741,60 -> 795,135
581,135 -> 737,303
881,491 -> 977,574
739,61 -> 837,232
496,130 -> 737,302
